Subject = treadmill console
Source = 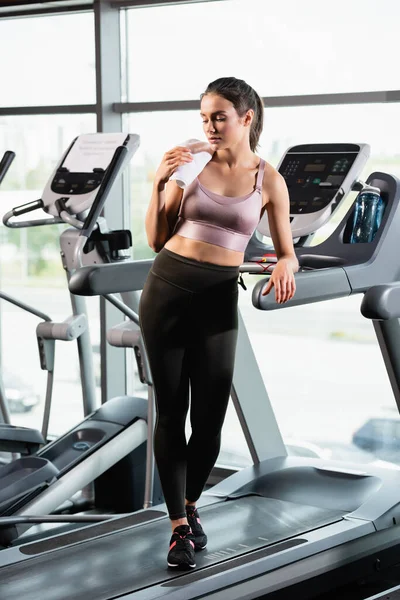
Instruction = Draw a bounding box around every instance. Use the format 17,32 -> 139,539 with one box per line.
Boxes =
257,143 -> 370,238
281,152 -> 356,214
42,133 -> 140,218
50,169 -> 104,197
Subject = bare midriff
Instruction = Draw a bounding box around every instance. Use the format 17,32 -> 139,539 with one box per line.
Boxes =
164,234 -> 244,267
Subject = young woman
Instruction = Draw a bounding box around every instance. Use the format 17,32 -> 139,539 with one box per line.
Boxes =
139,77 -> 299,570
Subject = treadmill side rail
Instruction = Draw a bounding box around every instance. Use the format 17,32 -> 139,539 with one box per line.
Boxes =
252,267 -> 351,311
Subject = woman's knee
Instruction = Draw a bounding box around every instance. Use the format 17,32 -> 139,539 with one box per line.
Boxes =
190,427 -> 223,448
155,412 -> 186,436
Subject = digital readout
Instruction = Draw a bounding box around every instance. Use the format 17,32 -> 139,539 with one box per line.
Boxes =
304,164 -> 326,172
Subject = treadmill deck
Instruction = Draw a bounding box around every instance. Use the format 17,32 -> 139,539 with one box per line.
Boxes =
0,495 -> 344,600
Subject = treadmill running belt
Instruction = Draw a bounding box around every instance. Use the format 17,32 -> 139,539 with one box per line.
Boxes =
1,496 -> 344,600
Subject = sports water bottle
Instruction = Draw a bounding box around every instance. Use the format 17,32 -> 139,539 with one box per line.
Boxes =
350,185 -> 382,243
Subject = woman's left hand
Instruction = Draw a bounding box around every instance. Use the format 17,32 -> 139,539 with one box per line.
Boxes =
261,258 -> 297,303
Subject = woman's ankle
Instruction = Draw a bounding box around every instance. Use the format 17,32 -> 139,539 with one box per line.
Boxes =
170,517 -> 189,532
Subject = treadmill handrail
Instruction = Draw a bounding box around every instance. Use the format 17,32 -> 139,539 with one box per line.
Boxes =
80,145 -> 128,240
0,292 -> 51,322
2,199 -> 65,229
69,259 -> 154,296
361,283 -> 400,320
0,151 -> 15,185
252,267 -> 352,310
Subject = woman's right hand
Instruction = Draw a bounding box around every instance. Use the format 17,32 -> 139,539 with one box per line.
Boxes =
154,146 -> 193,190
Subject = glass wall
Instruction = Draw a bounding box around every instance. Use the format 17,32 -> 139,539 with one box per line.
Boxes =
127,0 -> 400,101
0,7 -> 99,439
0,12 -> 95,106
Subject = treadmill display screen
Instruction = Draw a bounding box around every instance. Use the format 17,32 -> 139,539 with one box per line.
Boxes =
279,152 -> 357,214
50,170 -> 104,196
304,163 -> 326,172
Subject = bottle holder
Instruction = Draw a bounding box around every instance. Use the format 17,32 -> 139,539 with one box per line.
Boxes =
296,172 -> 398,270
342,190 -> 389,244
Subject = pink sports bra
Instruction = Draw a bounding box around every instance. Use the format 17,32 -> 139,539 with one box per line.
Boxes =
172,159 -> 266,253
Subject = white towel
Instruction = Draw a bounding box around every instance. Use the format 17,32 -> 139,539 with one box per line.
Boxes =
170,139 -> 214,189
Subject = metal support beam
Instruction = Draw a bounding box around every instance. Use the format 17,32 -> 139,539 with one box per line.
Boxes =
113,90 -> 400,114
0,105 -> 96,116
373,319 -> 400,413
2,90 -> 400,119
112,0 -> 227,7
94,0 -> 128,403
231,310 -> 286,463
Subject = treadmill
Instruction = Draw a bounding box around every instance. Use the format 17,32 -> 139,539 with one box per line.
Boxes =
1,143 -> 400,600
0,133 -> 165,545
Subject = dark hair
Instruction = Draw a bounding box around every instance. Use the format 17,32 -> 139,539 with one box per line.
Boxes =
201,77 -> 264,152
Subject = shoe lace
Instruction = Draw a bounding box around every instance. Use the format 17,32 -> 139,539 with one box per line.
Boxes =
174,528 -> 192,541
172,530 -> 194,552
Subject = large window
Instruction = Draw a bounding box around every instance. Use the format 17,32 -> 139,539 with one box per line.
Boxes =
127,0 -> 400,102
0,12 -> 95,107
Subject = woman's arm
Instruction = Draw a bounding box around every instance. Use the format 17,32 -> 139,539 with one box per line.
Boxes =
264,171 -> 299,272
145,180 -> 183,252
261,170 -> 299,303
145,146 -> 192,252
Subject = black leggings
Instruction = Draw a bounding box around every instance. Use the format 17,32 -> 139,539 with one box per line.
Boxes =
139,248 -> 239,519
